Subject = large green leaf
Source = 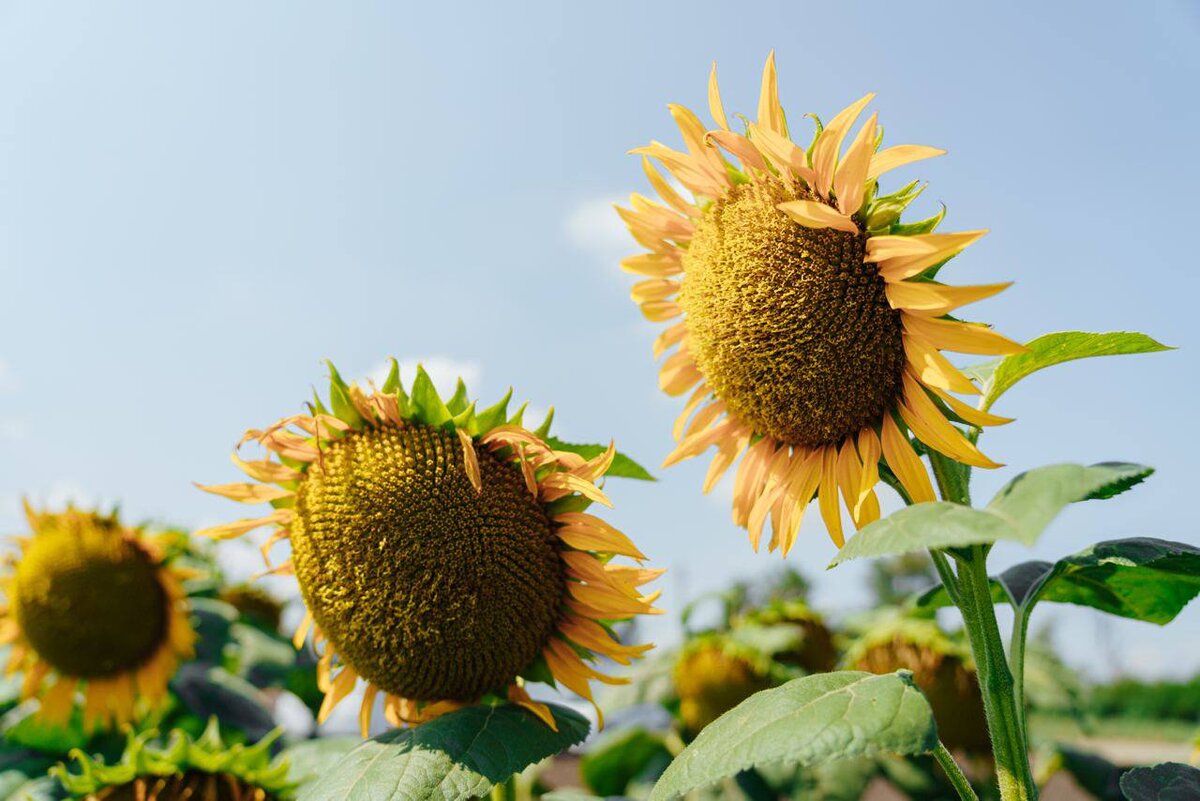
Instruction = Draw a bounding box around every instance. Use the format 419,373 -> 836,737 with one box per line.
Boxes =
1120,763 -> 1200,801
831,463 -> 1151,566
170,664 -> 276,742
297,703 -> 589,801
964,331 -> 1171,412
544,437 -> 656,481
917,538 -> 1200,625
647,672 -> 937,801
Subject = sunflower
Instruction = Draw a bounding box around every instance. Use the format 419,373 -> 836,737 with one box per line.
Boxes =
0,505 -> 196,730
845,615 -> 989,754
619,52 -> 1023,554
53,720 -> 293,800
672,638 -> 772,736
197,361 -> 661,734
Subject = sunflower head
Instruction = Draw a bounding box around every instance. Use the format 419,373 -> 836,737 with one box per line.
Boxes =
620,52 -> 1024,556
672,637 -> 772,736
845,616 -> 988,754
53,719 -> 293,800
737,600 -> 838,674
0,505 -> 196,730
219,585 -> 285,633
198,360 -> 662,733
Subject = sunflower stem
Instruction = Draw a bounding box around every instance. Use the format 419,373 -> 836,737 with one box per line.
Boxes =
953,546 -> 1037,801
933,742 -> 980,801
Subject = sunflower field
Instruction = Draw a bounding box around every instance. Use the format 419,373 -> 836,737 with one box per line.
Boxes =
1,5 -> 1198,801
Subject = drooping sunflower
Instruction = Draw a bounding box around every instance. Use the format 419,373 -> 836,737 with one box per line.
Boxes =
0,505 -> 197,730
53,720 -> 293,800
197,361 -> 661,734
619,53 -> 1023,554
672,637 -> 773,736
845,615 -> 988,754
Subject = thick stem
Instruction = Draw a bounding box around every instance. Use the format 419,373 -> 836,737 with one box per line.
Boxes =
929,548 -> 963,607
955,547 -> 1038,801
934,742 -> 980,801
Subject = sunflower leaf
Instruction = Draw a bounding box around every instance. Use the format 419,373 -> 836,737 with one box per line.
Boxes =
916,538 -> 1200,625
964,331 -> 1173,412
296,703 -> 589,801
446,379 -> 471,416
647,671 -> 937,801
1120,763 -> 1200,800
410,365 -> 452,427
545,437 -> 656,481
832,462 -> 1151,566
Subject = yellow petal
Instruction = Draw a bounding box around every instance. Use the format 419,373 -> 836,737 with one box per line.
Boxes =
231,453 -> 301,483
708,61 -> 729,131
778,449 -> 822,557
640,299 -> 683,323
927,384 -> 1015,428
194,482 -> 292,504
903,314 -> 1027,356
457,428 -> 482,494
748,123 -> 817,185
318,667 -> 358,724
631,278 -> 680,305
899,372 -> 1001,469
879,415 -> 935,504
834,112 -> 877,216
621,252 -> 683,278
658,350 -> 703,397
757,51 -> 786,135
867,144 -> 946,181
673,383 -> 712,442
706,130 -> 768,173
555,513 -> 648,561
196,510 -> 291,541
817,446 -> 844,548
812,93 -> 875,196
902,332 -> 981,395
777,200 -> 859,235
642,157 -> 699,217
867,230 -> 987,281
885,280 -> 1011,317
508,684 -> 558,730
359,684 -> 379,739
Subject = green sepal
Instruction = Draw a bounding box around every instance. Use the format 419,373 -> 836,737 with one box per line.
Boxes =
508,401 -> 528,427
450,401 -> 477,433
325,361 -> 365,430
446,379 -> 471,416
380,358 -> 401,394
519,654 -> 557,688
890,204 -> 945,237
409,365 -> 452,427
545,494 -> 594,515
308,389 -> 329,417
475,388 -> 513,432
533,407 -> 555,438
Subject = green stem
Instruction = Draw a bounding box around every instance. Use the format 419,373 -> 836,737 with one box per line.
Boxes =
929,548 -> 963,607
955,546 -> 1037,801
1010,606 -> 1031,744
934,742 -> 980,801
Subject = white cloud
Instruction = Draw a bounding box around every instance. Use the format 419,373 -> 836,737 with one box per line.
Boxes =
364,356 -> 482,397
564,197 -> 629,260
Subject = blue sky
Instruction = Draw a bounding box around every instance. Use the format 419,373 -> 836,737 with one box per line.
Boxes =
1,0 -> 1198,694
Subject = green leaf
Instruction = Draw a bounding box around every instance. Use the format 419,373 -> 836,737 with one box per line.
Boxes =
964,331 -> 1172,412
325,361 -> 366,429
280,737 -> 361,789
171,665 -> 276,742
1120,763 -> 1200,801
647,672 -> 937,801
297,703 -> 589,801
544,437 -> 656,481
832,463 -> 1151,566
445,379 -> 470,416
380,357 -> 401,395
580,728 -> 672,796
410,365 -> 452,427
916,538 -> 1200,625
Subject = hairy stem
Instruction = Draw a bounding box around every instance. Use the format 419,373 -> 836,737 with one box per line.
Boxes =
955,546 -> 1038,801
934,742 -> 980,801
